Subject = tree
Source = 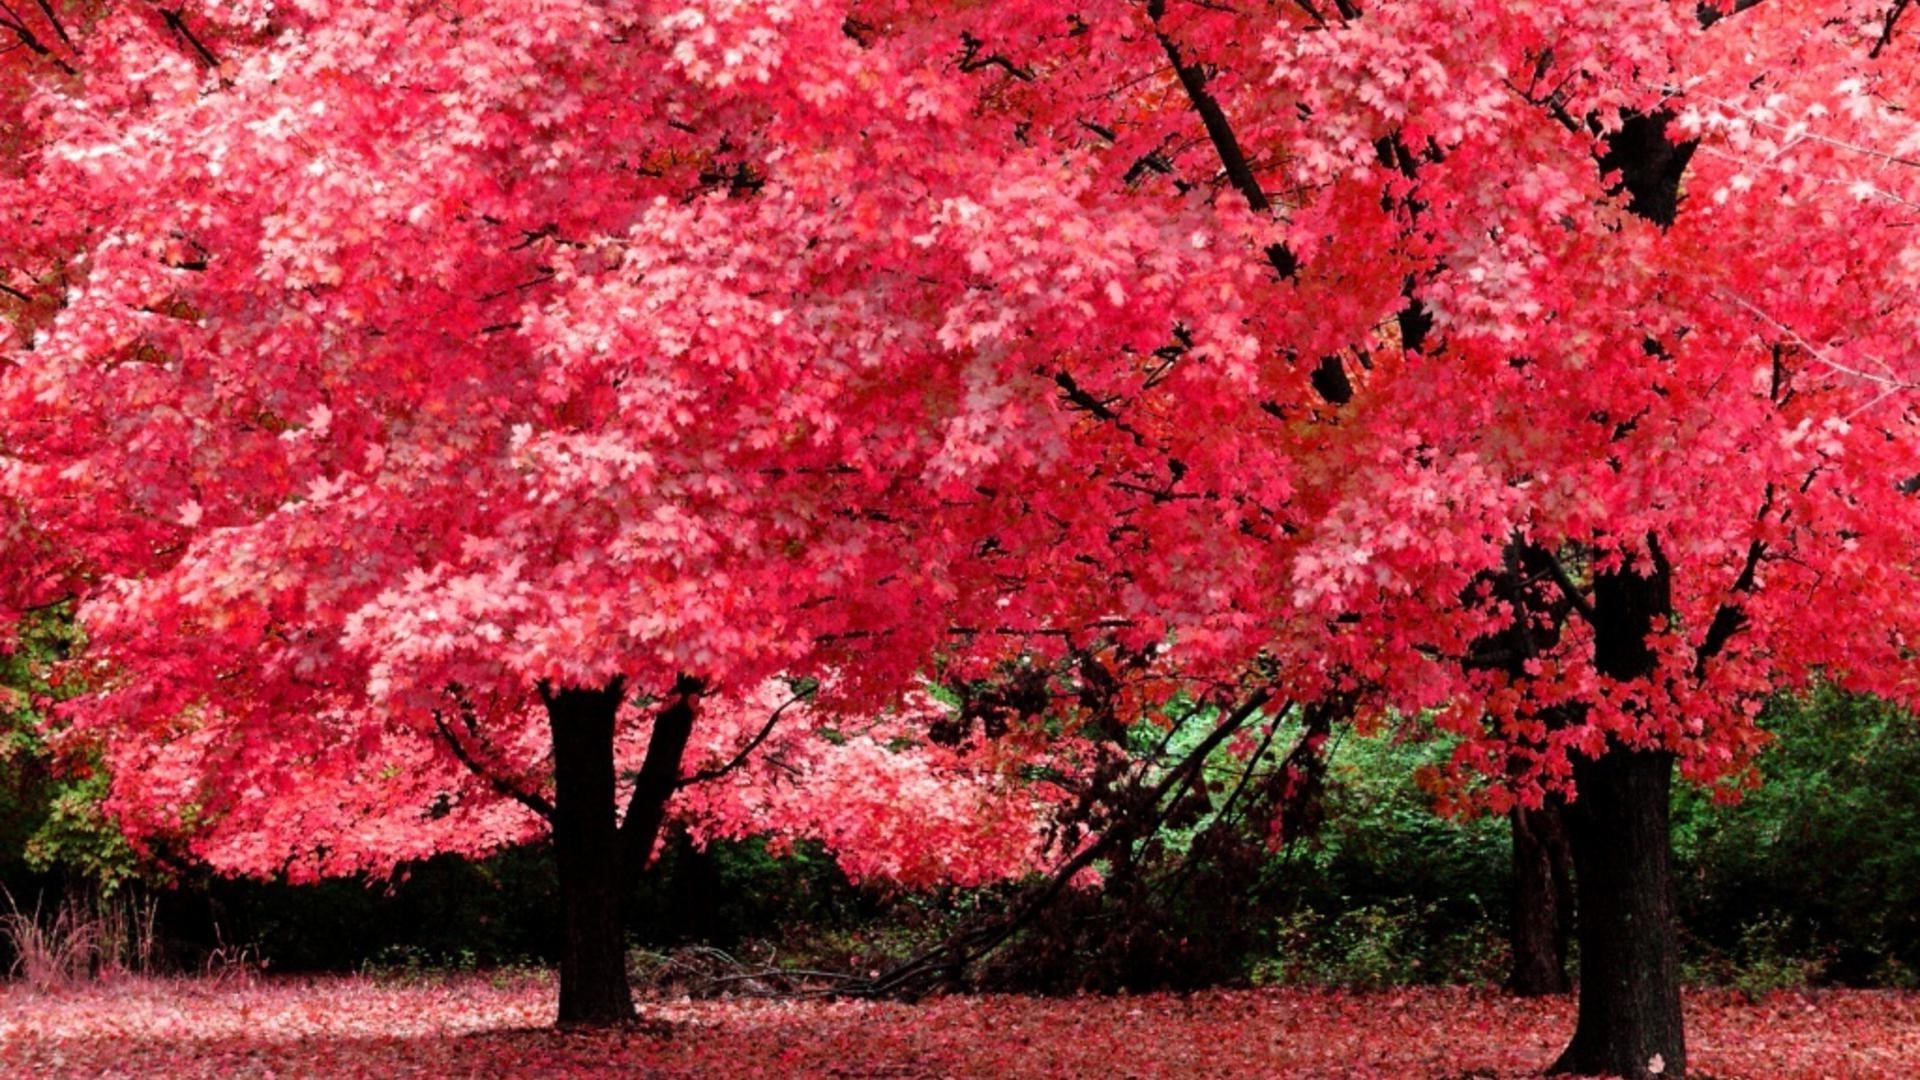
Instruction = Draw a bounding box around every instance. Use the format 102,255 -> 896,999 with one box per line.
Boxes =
0,0 -> 1071,1023
841,2 -> 1920,1075
7,1 -> 1920,1074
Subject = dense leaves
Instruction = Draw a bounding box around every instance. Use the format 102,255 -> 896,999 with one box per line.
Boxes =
6,0 -> 1920,1066
3,0 -> 1917,874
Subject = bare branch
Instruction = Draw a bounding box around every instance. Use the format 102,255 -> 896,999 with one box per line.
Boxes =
1540,550 -> 1598,625
157,7 -> 221,71
957,31 -> 1034,82
678,685 -> 813,788
852,684 -> 1283,998
1874,0 -> 1912,57
431,708 -> 555,821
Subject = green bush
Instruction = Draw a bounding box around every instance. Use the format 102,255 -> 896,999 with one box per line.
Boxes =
1257,899 -> 1509,989
1255,731 -> 1512,987
1673,687 -> 1920,988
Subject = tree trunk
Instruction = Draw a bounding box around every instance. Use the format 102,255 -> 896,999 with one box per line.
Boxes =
618,675 -> 703,899
545,680 -> 636,1026
1548,554 -> 1686,1076
1508,801 -> 1574,996
1551,747 -> 1685,1078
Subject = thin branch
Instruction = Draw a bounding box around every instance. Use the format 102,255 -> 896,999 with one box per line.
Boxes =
1692,485 -> 1774,678
850,685 -> 1282,998
1211,712 -> 1286,825
1697,94 -> 1920,170
157,7 -> 221,71
1873,0 -> 1913,59
1725,291 -> 1916,392
1153,701 -> 1334,900
1540,550 -> 1598,625
0,1 -> 75,74
431,709 -> 555,821
1054,368 -> 1155,446
957,31 -> 1034,82
677,686 -> 811,788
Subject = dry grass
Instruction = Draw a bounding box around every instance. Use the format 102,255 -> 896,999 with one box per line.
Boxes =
1,886 -> 158,990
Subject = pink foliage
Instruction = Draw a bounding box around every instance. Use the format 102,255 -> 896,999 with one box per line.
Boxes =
4,977 -> 1918,1078
3,0 -> 1920,881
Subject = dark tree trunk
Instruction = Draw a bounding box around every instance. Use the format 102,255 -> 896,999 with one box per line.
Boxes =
1551,557 -> 1686,1077
545,680 -> 636,1026
1551,748 -> 1685,1078
1508,801 -> 1574,996
618,675 -> 704,898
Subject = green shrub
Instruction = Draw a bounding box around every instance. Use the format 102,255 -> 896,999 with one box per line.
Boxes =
1257,899 -> 1508,989
1673,687 -> 1920,987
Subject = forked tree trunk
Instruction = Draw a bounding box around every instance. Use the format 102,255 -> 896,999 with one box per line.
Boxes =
1508,801 -> 1574,996
545,681 -> 636,1026
1551,748 -> 1685,1078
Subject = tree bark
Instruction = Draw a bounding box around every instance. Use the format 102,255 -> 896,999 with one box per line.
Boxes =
1508,801 -> 1574,996
1551,748 -> 1685,1078
1551,557 -> 1686,1077
545,680 -> 636,1026
618,674 -> 704,899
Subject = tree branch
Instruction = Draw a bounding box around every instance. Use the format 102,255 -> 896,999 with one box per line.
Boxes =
1692,487 -> 1774,678
157,7 -> 221,71
0,1 -> 76,74
1696,1 -> 1767,28
431,707 -> 555,821
677,684 -> 812,788
1146,0 -> 1301,281
1540,550 -> 1597,625
957,31 -> 1034,81
1873,0 -> 1913,59
617,673 -> 707,894
1053,369 -> 1150,445
29,0 -> 70,50
1147,2 -> 1362,405
851,684 -> 1282,998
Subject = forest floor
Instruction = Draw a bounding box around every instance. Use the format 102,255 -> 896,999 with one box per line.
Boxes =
1,973 -> 1916,1077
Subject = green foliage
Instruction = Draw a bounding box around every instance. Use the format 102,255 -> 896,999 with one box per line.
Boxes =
1258,731 -> 1512,987
1257,693 -> 1920,991
20,773 -> 141,893
627,833 -> 877,949
1302,732 -> 1510,909
2,607 -> 141,895
1257,899 -> 1508,989
197,845 -> 561,973
1673,687 -> 1920,988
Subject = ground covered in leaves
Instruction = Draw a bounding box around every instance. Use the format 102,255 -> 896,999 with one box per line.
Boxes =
2,975 -> 1916,1078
